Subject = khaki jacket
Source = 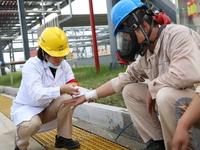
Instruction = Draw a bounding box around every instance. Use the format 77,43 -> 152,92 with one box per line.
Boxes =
111,24 -> 200,99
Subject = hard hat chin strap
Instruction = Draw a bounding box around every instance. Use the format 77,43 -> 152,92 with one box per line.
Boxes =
150,24 -> 167,44
131,12 -> 151,56
42,49 -> 45,57
147,19 -> 154,38
131,12 -> 166,56
41,49 -> 48,62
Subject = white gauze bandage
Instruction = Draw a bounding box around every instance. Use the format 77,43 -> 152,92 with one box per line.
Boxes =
85,90 -> 98,102
74,86 -> 79,90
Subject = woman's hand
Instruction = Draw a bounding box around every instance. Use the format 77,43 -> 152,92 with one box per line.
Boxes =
146,90 -> 156,116
60,83 -> 80,95
62,88 -> 97,109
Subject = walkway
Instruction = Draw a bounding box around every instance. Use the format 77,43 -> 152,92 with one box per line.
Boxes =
0,94 -> 146,150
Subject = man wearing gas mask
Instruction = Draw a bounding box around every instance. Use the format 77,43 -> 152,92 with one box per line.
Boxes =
62,0 -> 200,149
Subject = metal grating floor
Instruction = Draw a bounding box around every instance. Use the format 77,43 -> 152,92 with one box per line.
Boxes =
0,95 -> 129,150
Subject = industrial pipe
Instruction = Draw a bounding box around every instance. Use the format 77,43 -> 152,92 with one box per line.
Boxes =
88,0 -> 100,73
0,37 -> 17,40
0,10 -> 61,13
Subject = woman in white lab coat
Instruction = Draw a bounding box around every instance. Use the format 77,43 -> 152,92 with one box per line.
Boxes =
11,27 -> 81,150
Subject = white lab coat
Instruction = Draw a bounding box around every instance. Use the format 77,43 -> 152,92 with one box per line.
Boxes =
10,56 -> 75,133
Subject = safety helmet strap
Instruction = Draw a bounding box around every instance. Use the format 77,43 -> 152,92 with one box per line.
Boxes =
130,12 -> 151,56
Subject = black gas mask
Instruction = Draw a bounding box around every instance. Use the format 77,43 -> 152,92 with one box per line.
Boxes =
115,25 -> 150,64
116,25 -> 140,63
115,9 -> 155,65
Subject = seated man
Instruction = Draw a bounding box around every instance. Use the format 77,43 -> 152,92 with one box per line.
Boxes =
62,0 -> 200,149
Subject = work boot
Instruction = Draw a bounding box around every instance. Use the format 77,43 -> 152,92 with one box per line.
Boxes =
139,140 -> 165,150
14,146 -> 20,150
14,146 -> 27,150
55,135 -> 80,149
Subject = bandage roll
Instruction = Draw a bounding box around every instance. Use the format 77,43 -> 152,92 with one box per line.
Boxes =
74,86 -> 79,90
85,90 -> 98,101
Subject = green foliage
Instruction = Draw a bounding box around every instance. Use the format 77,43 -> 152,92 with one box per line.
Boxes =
0,64 -> 128,108
0,71 -> 22,88
72,64 -> 127,108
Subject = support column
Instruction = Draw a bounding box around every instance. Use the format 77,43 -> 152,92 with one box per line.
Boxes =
106,0 -> 121,70
17,0 -> 30,60
0,39 -> 6,75
89,0 -> 100,73
9,41 -> 16,72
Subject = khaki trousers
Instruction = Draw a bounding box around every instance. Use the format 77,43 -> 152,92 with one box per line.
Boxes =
122,83 -> 196,150
15,94 -> 74,150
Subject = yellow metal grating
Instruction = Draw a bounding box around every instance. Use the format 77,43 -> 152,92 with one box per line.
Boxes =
0,95 -> 129,150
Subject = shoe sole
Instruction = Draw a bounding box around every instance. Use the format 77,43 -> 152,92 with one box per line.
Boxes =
55,143 -> 80,149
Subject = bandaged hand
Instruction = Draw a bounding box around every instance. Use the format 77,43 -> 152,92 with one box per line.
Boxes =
85,90 -> 98,103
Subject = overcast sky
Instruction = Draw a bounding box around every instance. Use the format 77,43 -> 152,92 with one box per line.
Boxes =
65,0 -> 107,14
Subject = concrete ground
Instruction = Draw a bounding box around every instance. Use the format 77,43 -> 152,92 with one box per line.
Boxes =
0,111 -> 46,150
73,118 -> 146,150
0,102 -> 145,150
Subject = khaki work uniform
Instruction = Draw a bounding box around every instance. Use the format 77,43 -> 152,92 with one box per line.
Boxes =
111,24 -> 200,150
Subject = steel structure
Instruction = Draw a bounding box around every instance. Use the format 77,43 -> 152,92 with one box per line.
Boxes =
0,0 -> 108,59
0,0 -> 177,74
0,0 -> 74,49
3,26 -> 110,53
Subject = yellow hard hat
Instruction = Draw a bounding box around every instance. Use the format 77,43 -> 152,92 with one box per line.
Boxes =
38,27 -> 70,57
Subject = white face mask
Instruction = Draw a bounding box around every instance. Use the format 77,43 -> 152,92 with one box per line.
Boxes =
47,61 -> 60,69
